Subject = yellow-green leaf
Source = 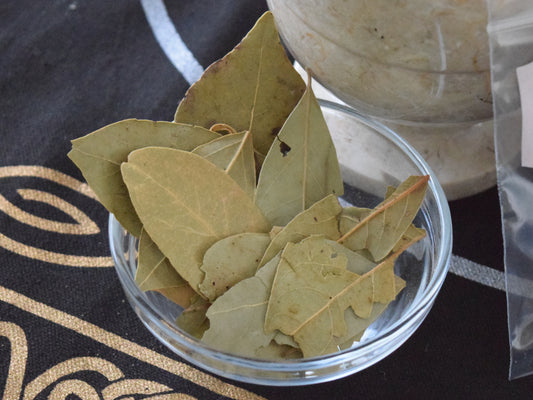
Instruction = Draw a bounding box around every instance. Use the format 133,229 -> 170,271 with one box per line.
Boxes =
264,237 -> 354,357
254,342 -> 303,360
264,236 -> 402,357
121,147 -> 271,293
269,225 -> 284,240
192,132 -> 245,163
255,84 -> 344,226
198,232 -> 271,302
258,194 -> 342,267
201,254 -> 281,357
323,239 -> 376,275
68,119 -> 219,236
338,175 -> 429,261
192,131 -> 256,198
135,229 -> 196,308
175,11 -> 306,159
337,275 -> 405,349
176,295 -> 210,339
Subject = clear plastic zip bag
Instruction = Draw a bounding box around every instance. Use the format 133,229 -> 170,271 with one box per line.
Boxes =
487,0 -> 533,380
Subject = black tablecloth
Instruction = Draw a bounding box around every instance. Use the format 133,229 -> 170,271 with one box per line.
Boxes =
1,1 -> 532,398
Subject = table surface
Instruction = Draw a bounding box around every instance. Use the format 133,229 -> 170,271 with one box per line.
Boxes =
1,1 -> 532,398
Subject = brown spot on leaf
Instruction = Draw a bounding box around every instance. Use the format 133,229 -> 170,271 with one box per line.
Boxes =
279,140 -> 291,157
271,127 -> 281,136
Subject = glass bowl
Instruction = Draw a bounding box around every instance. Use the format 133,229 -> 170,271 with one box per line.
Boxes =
267,0 -> 491,125
109,100 -> 452,386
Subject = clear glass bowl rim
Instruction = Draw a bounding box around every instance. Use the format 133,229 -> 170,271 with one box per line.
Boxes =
109,99 -> 453,384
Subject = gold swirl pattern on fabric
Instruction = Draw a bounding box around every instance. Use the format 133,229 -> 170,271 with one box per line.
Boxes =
0,285 -> 266,400
0,165 -> 113,267
0,322 -> 28,400
0,321 -> 199,400
47,380 -> 100,400
0,165 -> 98,200
0,189 -> 100,235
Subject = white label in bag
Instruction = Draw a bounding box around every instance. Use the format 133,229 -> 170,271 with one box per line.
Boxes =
517,61 -> 533,168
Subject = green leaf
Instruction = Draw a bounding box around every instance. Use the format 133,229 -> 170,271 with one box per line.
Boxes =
192,132 -> 245,162
201,254 -> 281,357
176,295 -> 210,339
68,119 -> 219,236
338,175 -> 429,261
323,239 -> 377,275
258,194 -> 342,267
392,224 -> 427,253
135,229 -> 197,308
264,236 -> 401,357
175,11 -> 306,159
198,232 -> 271,301
193,131 -> 256,198
269,225 -> 284,240
338,206 -> 374,260
254,342 -> 303,360
264,237 -> 353,357
330,241 -> 406,345
255,84 -> 344,226
121,147 -> 271,293
337,275 -> 406,349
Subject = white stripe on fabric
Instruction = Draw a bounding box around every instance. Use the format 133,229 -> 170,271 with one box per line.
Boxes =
450,254 -> 506,291
140,0 -> 204,85
450,255 -> 533,299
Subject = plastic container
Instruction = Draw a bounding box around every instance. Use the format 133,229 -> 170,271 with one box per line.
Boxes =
268,1 -> 496,199
267,0 -> 491,124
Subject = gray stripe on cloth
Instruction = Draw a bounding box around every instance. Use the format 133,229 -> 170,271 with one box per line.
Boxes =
140,0 -> 204,85
451,255 -> 533,300
450,254 -> 506,291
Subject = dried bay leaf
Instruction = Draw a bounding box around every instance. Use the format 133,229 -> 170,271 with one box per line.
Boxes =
223,131 -> 256,198
175,11 -> 306,159
344,248 -> 407,320
254,342 -> 303,360
193,131 -> 256,198
273,330 -> 299,348
136,229 -> 196,308
338,175 -> 429,261
176,295 -> 210,339
264,236 -> 355,357
264,236 -> 403,357
323,239 -> 376,275
201,254 -> 281,357
198,232 -> 271,302
192,132 -> 245,162
338,206 -> 378,262
68,119 -> 219,236
393,224 -> 427,253
269,225 -> 284,240
339,205 -> 426,262
258,194 -> 342,268
302,241 -> 389,347
255,83 -> 344,226
337,275 -> 406,349
121,147 -> 271,293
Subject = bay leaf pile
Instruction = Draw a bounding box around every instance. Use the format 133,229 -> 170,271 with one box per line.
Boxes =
68,11 -> 429,359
